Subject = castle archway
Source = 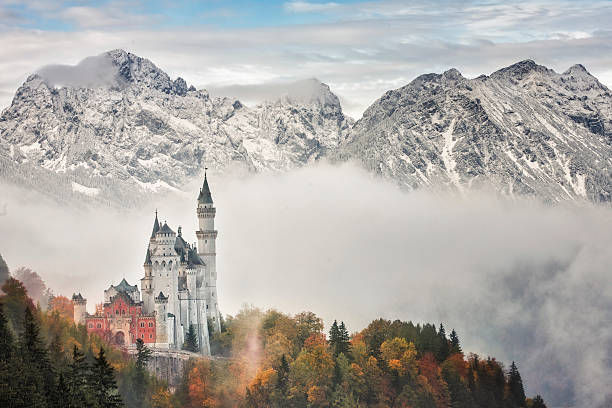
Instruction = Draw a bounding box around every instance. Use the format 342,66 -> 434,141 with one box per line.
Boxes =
115,331 -> 125,345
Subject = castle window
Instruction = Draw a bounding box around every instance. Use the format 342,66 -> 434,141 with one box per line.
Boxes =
97,323 -> 102,329
89,323 -> 93,328
206,305 -> 209,310
149,322 -> 153,327
140,322 -> 145,328
115,310 -> 119,315
149,334 -> 153,339
141,334 -> 144,338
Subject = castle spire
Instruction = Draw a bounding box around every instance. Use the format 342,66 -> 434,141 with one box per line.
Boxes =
197,168 -> 213,204
150,210 -> 160,238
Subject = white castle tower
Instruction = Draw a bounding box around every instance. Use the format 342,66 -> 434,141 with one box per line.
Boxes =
196,171 -> 221,332
138,171 -> 221,355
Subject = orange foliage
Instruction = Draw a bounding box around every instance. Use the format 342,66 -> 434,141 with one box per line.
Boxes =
307,385 -> 330,407
48,295 -> 74,321
151,388 -> 173,408
445,353 -> 468,379
187,361 -> 217,408
247,368 -> 277,406
418,353 -> 451,408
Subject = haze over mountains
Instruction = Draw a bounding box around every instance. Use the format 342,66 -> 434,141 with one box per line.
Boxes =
0,49 -> 610,206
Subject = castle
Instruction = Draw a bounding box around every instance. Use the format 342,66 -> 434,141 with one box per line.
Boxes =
73,173 -> 221,355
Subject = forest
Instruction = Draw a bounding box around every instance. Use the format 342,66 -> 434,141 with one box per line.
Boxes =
0,253 -> 547,408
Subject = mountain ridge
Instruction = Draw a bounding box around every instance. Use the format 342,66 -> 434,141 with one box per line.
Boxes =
1,50 -> 610,205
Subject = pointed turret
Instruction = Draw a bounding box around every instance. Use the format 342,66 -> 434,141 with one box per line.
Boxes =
198,171 -> 213,204
150,210 -> 160,238
144,248 -> 152,265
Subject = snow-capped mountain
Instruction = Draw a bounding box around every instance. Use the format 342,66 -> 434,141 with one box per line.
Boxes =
338,60 -> 612,203
1,51 -> 611,205
0,50 -> 350,204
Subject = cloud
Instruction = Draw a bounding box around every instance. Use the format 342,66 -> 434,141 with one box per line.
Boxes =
35,54 -> 120,88
283,1 -> 340,13
1,163 -> 611,407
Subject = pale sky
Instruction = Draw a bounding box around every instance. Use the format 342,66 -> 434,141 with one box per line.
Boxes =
0,0 -> 611,118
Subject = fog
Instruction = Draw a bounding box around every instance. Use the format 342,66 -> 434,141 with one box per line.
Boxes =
0,163 -> 611,407
36,54 -> 120,89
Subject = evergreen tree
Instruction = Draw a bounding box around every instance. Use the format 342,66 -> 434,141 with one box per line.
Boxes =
0,302 -> 20,407
19,306 -> 55,408
67,345 -> 94,408
90,347 -> 123,408
507,361 -> 527,407
183,324 -> 199,353
338,322 -> 350,357
0,302 -> 13,361
133,338 -> 153,407
0,252 -> 8,286
449,329 -> 462,354
329,320 -> 340,356
528,395 -> 547,408
329,320 -> 350,358
441,363 -> 474,408
436,323 -> 450,361
275,354 -> 290,398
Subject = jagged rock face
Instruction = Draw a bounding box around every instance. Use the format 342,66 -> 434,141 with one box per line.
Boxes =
339,60 -> 612,203
0,50 -> 350,201
1,52 -> 611,205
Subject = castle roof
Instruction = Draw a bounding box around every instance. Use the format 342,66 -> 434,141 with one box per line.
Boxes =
72,293 -> 84,302
187,248 -> 205,268
150,211 -> 160,238
114,278 -> 138,293
144,248 -> 152,265
197,172 -> 213,204
174,234 -> 189,258
159,222 -> 175,235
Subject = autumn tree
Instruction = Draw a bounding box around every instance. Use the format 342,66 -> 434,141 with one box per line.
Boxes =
49,295 -> 75,321
290,333 -> 335,405
13,267 -> 52,309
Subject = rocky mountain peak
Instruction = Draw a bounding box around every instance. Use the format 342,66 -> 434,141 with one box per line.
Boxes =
442,68 -> 464,81
491,59 -> 551,81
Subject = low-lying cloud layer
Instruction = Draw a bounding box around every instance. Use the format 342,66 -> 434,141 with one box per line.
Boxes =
1,163 -> 611,407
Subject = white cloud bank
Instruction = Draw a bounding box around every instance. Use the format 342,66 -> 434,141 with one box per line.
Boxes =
1,163 -> 611,407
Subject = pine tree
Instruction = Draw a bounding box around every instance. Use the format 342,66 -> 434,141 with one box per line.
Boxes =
0,302 -> 20,407
19,306 -> 55,407
0,302 -> 13,361
90,347 -> 123,408
276,354 -> 289,396
67,345 -> 94,408
529,395 -> 547,408
133,338 -> 153,407
329,320 -> 340,356
507,361 -> 526,407
436,323 -> 450,362
338,322 -> 350,357
183,324 -> 199,353
449,329 -> 462,354
0,253 -> 8,287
